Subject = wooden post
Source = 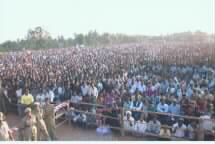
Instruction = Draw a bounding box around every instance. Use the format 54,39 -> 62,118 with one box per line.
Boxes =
67,102 -> 71,126
120,107 -> 125,136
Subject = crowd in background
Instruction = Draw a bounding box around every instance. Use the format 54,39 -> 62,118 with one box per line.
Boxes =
0,43 -> 215,140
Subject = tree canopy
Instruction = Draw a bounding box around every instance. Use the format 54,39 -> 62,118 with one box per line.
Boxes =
0,26 -> 214,52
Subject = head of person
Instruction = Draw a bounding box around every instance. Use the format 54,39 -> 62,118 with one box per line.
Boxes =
178,118 -> 184,127
34,102 -> 40,111
172,99 -> 177,105
24,89 -> 29,95
161,98 -> 165,105
25,107 -> 32,117
45,97 -> 50,104
140,113 -> 145,122
126,111 -> 132,119
0,112 -> 4,124
152,115 -> 158,123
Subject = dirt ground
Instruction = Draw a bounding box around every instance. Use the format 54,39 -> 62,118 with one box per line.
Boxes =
6,113 -> 155,141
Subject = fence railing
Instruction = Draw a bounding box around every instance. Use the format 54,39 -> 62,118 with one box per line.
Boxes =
65,101 -> 215,141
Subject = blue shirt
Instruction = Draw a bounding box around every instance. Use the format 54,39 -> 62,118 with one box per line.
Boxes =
169,104 -> 180,115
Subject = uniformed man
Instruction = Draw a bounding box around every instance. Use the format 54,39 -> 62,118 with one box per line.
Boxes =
0,81 -> 7,114
0,112 -> 13,141
33,102 -> 50,141
43,97 -> 57,140
19,108 -> 37,141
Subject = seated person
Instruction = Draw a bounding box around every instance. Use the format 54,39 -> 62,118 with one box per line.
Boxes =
172,118 -> 187,138
147,115 -> 161,134
73,112 -> 87,128
187,121 -> 197,140
124,111 -> 135,132
130,95 -> 143,121
86,108 -> 96,127
160,125 -> 171,138
135,114 -> 147,135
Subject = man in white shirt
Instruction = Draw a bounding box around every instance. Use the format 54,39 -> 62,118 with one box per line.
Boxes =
172,118 -> 187,138
70,92 -> 82,104
48,89 -> 55,103
135,114 -> 147,134
97,82 -> 103,93
147,115 -> 161,134
81,82 -> 89,96
157,99 -> 169,113
129,81 -> 137,94
124,111 -> 135,132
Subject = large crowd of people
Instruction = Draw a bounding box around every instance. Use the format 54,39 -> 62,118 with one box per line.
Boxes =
0,43 -> 215,141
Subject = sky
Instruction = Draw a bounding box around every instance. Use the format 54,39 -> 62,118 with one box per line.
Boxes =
0,0 -> 214,43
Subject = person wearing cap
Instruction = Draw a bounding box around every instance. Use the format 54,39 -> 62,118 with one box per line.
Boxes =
172,118 -> 187,138
43,97 -> 57,140
19,107 -> 37,141
123,111 -> 135,132
0,112 -> 13,141
33,102 -> 50,141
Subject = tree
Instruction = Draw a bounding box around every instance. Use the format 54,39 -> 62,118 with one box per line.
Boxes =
74,33 -> 84,46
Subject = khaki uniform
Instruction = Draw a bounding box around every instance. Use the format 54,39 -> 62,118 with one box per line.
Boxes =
43,103 -> 57,140
0,121 -> 10,141
33,109 -> 49,141
33,108 -> 50,141
0,88 -> 7,114
20,115 -> 37,141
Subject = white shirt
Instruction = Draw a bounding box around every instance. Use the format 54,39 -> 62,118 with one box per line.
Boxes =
157,103 -> 169,112
48,90 -> 55,102
124,116 -> 135,131
97,82 -> 103,92
0,121 -> 10,141
172,123 -> 186,138
81,85 -> 89,96
135,120 -> 147,133
200,115 -> 215,131
92,87 -> 98,98
58,87 -> 63,95
129,84 -> 137,94
16,89 -> 22,98
71,95 -> 82,103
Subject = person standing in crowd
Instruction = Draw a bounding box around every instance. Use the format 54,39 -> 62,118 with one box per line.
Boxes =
20,89 -> 34,117
19,108 -> 37,141
33,102 -> 50,141
16,85 -> 23,117
0,112 -> 13,141
43,97 -> 57,140
0,81 -> 7,114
